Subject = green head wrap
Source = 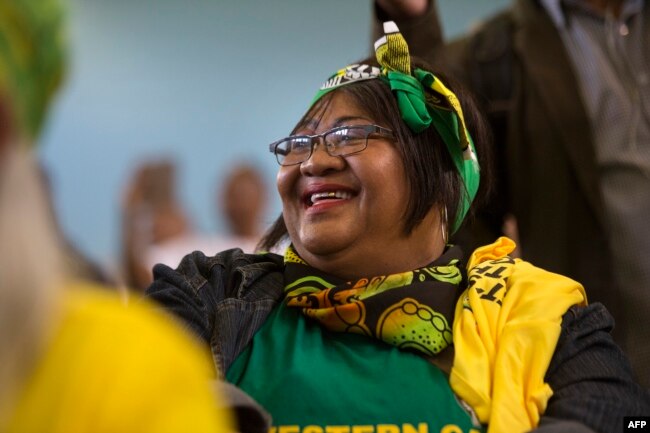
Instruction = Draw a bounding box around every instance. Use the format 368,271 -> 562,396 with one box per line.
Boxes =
0,0 -> 67,142
311,22 -> 480,234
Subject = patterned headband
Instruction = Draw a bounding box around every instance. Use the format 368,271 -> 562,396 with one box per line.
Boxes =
311,22 -> 480,234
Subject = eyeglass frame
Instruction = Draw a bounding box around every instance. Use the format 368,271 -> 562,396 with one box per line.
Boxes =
268,124 -> 395,166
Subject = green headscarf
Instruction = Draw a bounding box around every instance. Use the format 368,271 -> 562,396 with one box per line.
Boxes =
0,0 -> 67,142
312,21 -> 480,234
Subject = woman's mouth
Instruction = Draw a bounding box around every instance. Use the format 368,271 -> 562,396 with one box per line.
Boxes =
302,186 -> 357,208
308,190 -> 353,206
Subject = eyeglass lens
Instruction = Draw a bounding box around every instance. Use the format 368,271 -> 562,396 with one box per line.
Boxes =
275,126 -> 374,166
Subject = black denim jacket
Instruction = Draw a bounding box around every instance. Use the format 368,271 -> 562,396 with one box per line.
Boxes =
145,248 -> 650,433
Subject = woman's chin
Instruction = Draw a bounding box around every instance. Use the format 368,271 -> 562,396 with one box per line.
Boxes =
294,232 -> 356,261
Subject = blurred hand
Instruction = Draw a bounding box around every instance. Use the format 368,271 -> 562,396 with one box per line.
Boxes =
376,0 -> 429,18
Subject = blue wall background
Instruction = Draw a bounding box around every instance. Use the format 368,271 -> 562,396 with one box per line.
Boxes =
39,0 -> 509,272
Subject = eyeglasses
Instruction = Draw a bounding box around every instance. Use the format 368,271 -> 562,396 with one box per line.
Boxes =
268,124 -> 395,166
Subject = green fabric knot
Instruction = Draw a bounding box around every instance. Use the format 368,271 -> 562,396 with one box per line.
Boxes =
382,71 -> 432,134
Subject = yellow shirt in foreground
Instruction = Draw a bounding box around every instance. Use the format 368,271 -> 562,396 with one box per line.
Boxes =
7,285 -> 232,433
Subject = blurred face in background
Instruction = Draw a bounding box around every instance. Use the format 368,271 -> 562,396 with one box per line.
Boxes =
221,167 -> 267,237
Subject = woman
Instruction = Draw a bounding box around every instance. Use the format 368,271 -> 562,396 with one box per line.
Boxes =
146,22 -> 649,433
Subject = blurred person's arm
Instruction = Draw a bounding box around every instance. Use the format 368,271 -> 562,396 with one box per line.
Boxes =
375,0 -> 428,18
372,0 -> 444,66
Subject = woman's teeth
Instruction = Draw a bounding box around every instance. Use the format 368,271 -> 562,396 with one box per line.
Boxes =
310,191 -> 352,205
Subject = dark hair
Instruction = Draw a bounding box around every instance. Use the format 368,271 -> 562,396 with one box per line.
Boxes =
258,56 -> 493,252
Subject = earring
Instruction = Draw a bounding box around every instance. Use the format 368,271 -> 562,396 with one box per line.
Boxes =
441,206 -> 448,245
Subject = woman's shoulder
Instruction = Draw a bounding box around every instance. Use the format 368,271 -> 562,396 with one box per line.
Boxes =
150,248 -> 285,296
169,248 -> 284,274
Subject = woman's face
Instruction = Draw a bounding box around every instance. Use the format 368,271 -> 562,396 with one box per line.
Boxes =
277,92 -> 443,279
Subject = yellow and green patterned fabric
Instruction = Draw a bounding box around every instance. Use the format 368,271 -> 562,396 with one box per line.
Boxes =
284,244 -> 463,356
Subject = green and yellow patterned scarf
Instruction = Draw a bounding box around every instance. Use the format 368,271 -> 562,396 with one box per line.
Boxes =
283,244 -> 465,356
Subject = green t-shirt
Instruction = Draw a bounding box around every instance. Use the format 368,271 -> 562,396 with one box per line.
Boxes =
227,303 -> 484,433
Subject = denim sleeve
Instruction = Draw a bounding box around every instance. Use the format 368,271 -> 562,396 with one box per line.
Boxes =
540,302 -> 650,433
145,249 -> 285,374
145,250 -> 225,345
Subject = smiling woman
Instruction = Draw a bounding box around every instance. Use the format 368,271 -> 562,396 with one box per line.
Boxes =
277,92 -> 435,280
145,21 -> 650,433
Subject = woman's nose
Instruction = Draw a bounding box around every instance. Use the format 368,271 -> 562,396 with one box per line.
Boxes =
299,141 -> 345,176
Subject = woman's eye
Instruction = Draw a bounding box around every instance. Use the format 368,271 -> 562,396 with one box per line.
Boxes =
291,139 -> 312,152
333,128 -> 363,141
343,132 -> 365,142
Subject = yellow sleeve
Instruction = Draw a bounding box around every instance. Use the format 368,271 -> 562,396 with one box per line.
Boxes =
8,288 -> 233,433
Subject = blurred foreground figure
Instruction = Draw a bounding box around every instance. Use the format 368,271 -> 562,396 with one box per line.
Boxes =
0,1 -> 233,431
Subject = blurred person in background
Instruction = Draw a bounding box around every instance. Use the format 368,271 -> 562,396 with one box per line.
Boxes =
219,164 -> 268,252
0,1 -> 234,431
122,161 -> 269,291
121,159 -> 192,291
373,0 -> 650,387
